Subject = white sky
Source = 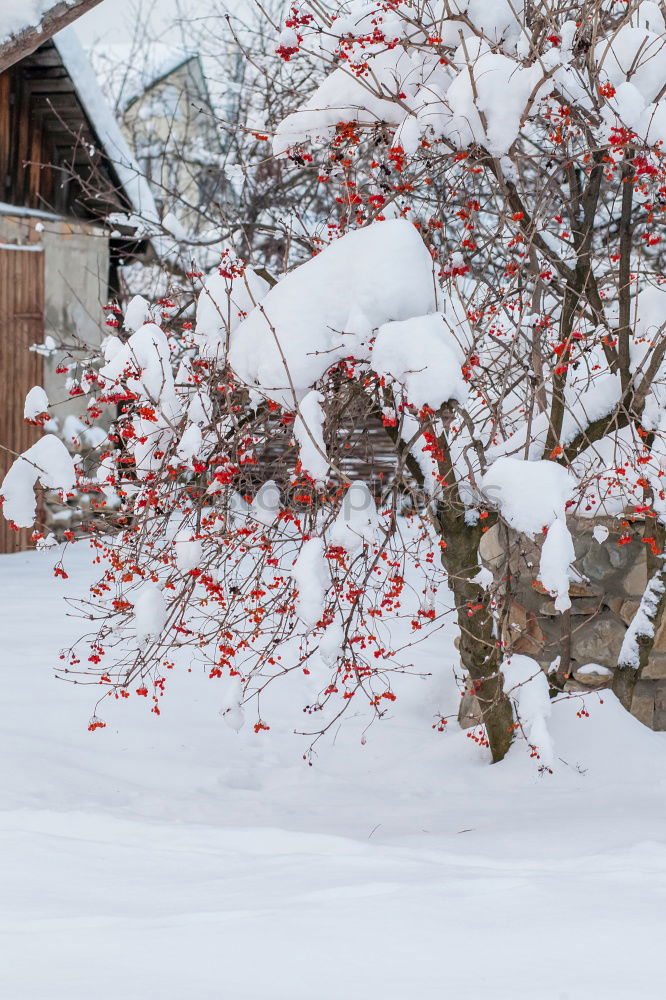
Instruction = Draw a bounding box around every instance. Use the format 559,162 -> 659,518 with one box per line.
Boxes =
75,0 -> 202,47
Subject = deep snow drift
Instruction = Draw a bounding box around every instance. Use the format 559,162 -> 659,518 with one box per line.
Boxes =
2,545 -> 666,999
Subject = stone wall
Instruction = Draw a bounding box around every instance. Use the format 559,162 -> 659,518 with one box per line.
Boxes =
478,516 -> 666,729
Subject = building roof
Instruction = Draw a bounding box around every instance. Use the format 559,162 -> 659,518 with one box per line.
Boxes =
54,28 -> 157,221
0,1 -> 157,223
125,51 -> 200,110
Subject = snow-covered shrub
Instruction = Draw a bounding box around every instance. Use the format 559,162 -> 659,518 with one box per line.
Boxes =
5,0 -> 666,764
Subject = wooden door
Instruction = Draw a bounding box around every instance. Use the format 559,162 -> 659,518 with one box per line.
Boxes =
0,244 -> 45,554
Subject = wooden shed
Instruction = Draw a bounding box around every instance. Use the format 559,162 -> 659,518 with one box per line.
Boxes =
0,2 -> 155,553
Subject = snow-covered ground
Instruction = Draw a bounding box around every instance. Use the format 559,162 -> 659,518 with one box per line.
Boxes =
2,546 -> 666,999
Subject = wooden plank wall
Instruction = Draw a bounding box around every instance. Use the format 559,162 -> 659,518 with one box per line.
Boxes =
0,245 -> 45,553
0,44 -> 126,220
0,65 -> 56,212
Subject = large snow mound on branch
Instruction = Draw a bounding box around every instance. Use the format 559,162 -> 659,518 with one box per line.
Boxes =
229,220 -> 438,405
482,457 -> 576,536
449,0 -> 524,47
438,40 -> 555,156
539,516 -> 576,613
372,312 -> 468,409
2,547 -> 666,998
482,459 -> 578,612
0,436 -> 75,528
293,390 -> 329,483
23,386 -> 49,422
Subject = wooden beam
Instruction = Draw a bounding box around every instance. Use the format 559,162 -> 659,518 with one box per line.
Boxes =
0,0 -> 104,75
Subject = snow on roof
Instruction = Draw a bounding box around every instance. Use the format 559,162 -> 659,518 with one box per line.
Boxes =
0,1 -> 67,44
53,27 -> 158,223
0,1 -> 104,72
0,200 -> 64,221
90,42 -> 204,112
125,51 -> 201,109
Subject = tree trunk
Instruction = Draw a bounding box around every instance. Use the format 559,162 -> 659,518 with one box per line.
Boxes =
380,408 -> 514,761
436,508 -> 514,763
612,666 -> 637,713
